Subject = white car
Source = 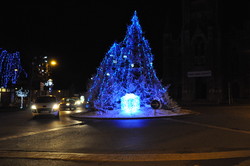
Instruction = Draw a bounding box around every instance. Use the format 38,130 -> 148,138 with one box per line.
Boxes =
30,96 -> 60,118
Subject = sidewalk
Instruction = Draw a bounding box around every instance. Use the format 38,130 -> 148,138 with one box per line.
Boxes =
0,106 -> 26,112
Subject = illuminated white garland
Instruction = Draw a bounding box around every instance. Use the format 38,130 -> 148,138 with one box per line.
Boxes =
16,87 -> 29,109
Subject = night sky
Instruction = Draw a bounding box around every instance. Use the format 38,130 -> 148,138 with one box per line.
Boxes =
0,1 -> 181,91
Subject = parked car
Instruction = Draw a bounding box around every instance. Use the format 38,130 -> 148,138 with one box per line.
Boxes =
59,97 -> 82,110
30,95 -> 60,118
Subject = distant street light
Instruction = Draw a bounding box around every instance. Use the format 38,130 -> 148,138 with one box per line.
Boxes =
50,60 -> 57,66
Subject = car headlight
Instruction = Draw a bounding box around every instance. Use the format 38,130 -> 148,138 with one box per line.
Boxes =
75,100 -> 81,105
31,105 -> 37,110
66,103 -> 70,106
53,104 -> 59,110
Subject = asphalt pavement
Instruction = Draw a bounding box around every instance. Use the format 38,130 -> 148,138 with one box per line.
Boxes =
0,104 -> 250,165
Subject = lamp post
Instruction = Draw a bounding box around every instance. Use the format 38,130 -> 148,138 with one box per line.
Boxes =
29,56 -> 37,104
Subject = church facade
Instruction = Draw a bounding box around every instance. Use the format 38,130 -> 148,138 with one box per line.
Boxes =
163,0 -> 250,104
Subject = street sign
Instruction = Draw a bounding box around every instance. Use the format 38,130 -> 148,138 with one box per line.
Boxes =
187,70 -> 212,77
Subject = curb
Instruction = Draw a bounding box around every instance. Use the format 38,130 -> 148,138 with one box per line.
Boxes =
70,109 -> 197,120
1,150 -> 250,162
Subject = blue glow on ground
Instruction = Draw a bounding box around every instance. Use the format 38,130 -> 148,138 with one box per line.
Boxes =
121,93 -> 140,114
112,119 -> 148,128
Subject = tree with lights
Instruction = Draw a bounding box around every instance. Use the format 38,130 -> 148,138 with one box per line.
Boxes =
86,11 -> 179,113
0,49 -> 25,88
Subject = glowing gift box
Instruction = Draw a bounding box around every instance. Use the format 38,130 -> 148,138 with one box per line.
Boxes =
121,93 -> 140,114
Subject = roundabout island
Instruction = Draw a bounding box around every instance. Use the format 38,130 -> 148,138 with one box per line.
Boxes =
81,11 -> 184,120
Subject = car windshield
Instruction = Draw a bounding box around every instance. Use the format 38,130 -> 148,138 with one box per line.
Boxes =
35,97 -> 56,103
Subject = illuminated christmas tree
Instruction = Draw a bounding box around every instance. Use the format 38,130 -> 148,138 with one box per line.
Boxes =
0,49 -> 25,88
86,11 -> 179,113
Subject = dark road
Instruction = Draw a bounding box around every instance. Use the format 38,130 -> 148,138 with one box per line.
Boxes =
0,105 -> 250,165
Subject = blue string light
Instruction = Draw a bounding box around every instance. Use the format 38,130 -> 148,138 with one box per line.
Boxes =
86,11 -> 176,112
0,49 -> 25,88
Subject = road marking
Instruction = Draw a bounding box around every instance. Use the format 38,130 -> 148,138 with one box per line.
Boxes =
0,150 -> 250,161
0,122 -> 83,141
169,119 -> 250,135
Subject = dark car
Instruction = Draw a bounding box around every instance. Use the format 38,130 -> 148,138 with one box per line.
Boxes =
59,97 -> 80,110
